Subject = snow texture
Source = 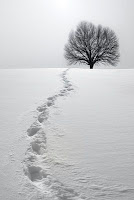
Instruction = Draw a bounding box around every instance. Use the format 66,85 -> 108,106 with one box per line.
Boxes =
0,68 -> 134,200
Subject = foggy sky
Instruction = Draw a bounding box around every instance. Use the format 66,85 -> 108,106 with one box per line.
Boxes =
0,0 -> 134,69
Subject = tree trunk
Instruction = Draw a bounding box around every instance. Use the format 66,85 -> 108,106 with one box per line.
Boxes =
90,63 -> 94,69
87,62 -> 94,69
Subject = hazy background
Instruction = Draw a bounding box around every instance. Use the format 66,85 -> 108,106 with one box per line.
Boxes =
0,0 -> 133,69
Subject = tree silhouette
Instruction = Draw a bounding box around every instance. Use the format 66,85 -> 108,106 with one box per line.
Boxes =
64,21 -> 120,69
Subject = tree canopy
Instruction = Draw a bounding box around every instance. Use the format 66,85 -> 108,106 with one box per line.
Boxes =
64,21 -> 120,69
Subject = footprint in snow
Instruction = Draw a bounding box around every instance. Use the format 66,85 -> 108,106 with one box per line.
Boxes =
24,165 -> 48,182
27,122 -> 42,136
38,110 -> 49,123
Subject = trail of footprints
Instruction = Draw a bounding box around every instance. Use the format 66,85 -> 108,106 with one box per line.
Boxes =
23,69 -> 81,199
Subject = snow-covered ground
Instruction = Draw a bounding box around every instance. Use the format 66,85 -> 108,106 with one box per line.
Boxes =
0,68 -> 134,200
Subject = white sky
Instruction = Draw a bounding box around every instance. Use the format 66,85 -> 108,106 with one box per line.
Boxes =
0,0 -> 134,68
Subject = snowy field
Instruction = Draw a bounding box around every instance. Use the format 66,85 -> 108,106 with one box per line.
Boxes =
0,68 -> 134,200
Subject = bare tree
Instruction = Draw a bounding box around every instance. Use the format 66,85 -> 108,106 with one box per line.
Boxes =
64,21 -> 120,69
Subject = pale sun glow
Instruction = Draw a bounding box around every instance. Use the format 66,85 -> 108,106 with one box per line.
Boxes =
55,0 -> 69,9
